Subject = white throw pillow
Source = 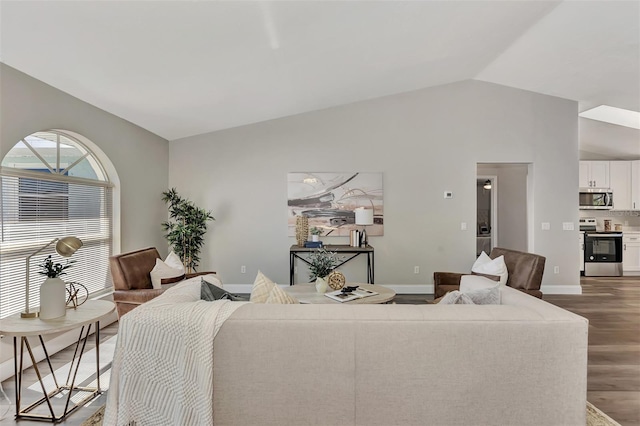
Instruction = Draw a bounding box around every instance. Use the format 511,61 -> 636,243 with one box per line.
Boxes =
471,252 -> 508,285
164,251 -> 185,272
460,274 -> 499,292
150,258 -> 185,289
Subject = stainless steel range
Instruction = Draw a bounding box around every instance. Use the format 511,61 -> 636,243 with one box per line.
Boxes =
580,218 -> 623,277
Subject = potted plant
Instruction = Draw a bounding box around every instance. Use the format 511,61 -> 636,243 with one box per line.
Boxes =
38,255 -> 75,319
162,188 -> 214,273
308,248 -> 343,293
310,226 -> 324,242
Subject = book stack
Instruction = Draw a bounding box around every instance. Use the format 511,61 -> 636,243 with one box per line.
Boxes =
304,241 -> 323,248
350,230 -> 362,247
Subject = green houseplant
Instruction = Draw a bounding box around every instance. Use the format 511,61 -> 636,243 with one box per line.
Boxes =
161,188 -> 214,273
308,248 -> 342,281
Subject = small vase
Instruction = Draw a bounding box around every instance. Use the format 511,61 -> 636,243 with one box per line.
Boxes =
315,276 -> 328,293
312,235 -> 319,242
39,277 -> 67,319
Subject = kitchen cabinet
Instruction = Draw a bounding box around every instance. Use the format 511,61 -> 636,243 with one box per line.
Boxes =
609,161 -> 632,210
579,161 -> 610,188
623,233 -> 640,273
632,161 -> 640,210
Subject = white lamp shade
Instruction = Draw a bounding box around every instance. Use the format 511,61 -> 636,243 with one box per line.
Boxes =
355,208 -> 374,226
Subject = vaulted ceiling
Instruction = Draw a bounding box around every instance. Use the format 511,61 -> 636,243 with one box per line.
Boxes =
1,1 -> 638,158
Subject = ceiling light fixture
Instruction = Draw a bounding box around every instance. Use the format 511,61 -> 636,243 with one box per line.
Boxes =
579,105 -> 640,130
483,180 -> 492,190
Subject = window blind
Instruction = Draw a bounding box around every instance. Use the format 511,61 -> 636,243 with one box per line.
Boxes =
0,174 -> 112,319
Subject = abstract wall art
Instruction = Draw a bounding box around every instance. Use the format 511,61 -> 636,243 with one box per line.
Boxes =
287,172 -> 383,237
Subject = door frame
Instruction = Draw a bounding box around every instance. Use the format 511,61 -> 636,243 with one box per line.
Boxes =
477,175 -> 498,251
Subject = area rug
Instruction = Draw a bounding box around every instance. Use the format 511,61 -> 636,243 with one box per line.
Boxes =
81,405 -> 105,426
81,402 -> 620,426
587,401 -> 622,426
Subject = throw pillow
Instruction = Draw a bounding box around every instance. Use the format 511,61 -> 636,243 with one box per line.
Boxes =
250,271 -> 275,303
201,278 -> 247,302
265,283 -> 299,304
471,252 -> 508,285
250,271 -> 299,304
459,274 -> 499,292
463,285 -> 501,305
438,291 -> 474,305
164,251 -> 185,272
150,258 -> 185,289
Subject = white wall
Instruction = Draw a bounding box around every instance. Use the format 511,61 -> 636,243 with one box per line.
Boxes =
0,64 -> 169,254
0,64 -> 170,370
169,80 -> 580,292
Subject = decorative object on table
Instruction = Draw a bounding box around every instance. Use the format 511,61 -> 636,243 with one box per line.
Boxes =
303,240 -> 323,248
22,236 -> 83,319
307,247 -> 343,281
287,172 -> 384,238
314,276 -> 328,293
161,188 -> 214,273
327,270 -> 346,290
295,215 -> 309,246
309,226 -> 323,242
355,207 -> 373,247
66,282 -> 89,309
604,219 -> 612,231
324,286 -> 379,303
38,254 -> 77,320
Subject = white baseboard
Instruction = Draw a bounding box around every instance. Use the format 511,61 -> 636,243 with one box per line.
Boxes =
540,285 -> 583,295
224,283 -> 433,295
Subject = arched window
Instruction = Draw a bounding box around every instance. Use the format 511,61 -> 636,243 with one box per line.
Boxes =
1,130 -> 114,319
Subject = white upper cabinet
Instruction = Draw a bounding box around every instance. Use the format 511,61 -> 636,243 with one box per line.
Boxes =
610,161 -> 632,210
632,161 -> 640,210
579,161 -> 610,188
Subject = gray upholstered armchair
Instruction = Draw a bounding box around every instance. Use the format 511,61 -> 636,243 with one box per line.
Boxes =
433,247 -> 546,299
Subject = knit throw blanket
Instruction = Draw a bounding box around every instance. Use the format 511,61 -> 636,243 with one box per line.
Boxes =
104,279 -> 246,426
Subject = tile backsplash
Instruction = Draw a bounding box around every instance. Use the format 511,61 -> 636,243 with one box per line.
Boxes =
579,210 -> 640,231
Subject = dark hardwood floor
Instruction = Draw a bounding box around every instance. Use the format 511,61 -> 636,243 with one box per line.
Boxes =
1,276 -> 638,425
544,276 -> 640,426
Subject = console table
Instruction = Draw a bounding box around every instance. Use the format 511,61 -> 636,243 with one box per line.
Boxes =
289,244 -> 374,285
0,300 -> 115,423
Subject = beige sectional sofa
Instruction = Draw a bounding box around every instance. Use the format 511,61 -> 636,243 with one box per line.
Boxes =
111,282 -> 589,425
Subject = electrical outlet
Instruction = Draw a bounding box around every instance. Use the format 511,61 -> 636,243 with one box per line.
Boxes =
554,266 -> 560,274
541,222 -> 550,230
241,265 -> 246,274
460,222 -> 467,231
414,266 -> 420,274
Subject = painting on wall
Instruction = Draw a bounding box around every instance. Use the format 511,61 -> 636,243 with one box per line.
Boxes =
287,172 -> 383,237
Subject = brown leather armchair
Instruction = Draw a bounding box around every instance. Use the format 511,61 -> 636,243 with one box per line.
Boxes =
433,247 -> 546,299
110,247 -> 215,317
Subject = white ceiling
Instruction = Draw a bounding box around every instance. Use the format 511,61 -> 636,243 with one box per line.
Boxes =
1,1 -> 639,157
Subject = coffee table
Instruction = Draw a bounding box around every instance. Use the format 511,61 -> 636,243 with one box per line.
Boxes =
285,283 -> 395,304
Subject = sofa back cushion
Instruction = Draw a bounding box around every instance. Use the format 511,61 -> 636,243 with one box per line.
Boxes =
490,247 -> 546,292
109,247 -> 161,290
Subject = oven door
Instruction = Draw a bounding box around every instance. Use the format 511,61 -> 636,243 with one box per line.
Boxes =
585,235 -> 622,262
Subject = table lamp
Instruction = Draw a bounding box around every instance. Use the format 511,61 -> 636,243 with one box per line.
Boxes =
355,207 -> 374,247
22,236 -> 83,318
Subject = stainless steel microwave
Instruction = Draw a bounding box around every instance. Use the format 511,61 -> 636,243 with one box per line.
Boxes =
579,188 -> 613,210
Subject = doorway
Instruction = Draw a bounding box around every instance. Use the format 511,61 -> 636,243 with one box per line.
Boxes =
476,176 -> 497,255
477,163 -> 530,253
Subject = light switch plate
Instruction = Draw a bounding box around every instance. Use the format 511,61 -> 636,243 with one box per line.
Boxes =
444,191 -> 453,199
541,222 -> 550,230
562,222 -> 574,231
